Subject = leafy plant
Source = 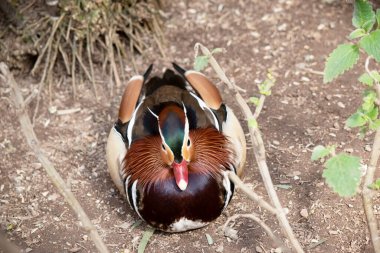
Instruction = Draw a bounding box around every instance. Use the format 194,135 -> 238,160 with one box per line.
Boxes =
317,3 -> 380,249
315,0 -> 380,198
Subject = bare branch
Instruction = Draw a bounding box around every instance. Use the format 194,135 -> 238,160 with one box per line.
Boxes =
362,56 -> 380,253
223,213 -> 290,253
0,62 -> 109,253
228,172 -> 277,215
194,43 -> 304,253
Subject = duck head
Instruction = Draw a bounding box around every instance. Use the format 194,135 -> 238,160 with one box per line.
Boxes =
149,103 -> 193,191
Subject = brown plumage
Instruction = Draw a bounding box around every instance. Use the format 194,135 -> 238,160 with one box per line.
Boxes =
123,127 -> 233,187
106,64 -> 246,232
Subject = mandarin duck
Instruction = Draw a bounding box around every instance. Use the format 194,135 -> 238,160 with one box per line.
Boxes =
106,63 -> 246,232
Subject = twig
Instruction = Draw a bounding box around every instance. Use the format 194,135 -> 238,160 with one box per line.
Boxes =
228,172 -> 276,215
195,43 -> 304,253
363,56 -> 380,253
31,15 -> 65,76
297,66 -> 324,76
0,62 -> 109,253
86,30 -> 98,100
71,36 -> 77,98
223,213 -> 289,252
106,27 -> 121,88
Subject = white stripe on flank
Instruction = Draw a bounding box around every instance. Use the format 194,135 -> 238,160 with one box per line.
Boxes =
222,171 -> 232,211
125,176 -> 132,208
131,180 -> 144,220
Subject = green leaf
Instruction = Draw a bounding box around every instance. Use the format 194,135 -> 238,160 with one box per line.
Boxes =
322,154 -> 361,197
358,73 -> 374,86
371,70 -> 380,82
359,30 -> 380,62
323,44 -> 360,83
138,227 -> 155,253
312,145 -> 333,161
249,96 -> 260,106
349,28 -> 367,39
362,90 -> 376,112
369,178 -> 380,190
194,55 -> 210,71
248,118 -> 258,128
369,119 -> 380,130
131,220 -> 142,229
353,0 -> 376,31
376,9 -> 380,28
346,112 -> 367,128
366,106 -> 378,120
6,224 -> 14,231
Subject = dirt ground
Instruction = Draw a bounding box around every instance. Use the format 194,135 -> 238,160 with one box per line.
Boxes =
1,0 -> 380,252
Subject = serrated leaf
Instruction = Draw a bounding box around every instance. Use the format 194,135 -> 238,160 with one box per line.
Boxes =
249,96 -> 260,105
323,44 -> 360,83
371,70 -> 380,82
138,227 -> 155,253
353,0 -> 376,31
366,106 -> 378,120
369,119 -> 380,130
322,154 -> 361,197
362,90 -> 376,112
248,118 -> 258,128
369,178 -> 380,190
349,28 -> 367,39
312,145 -> 332,161
346,112 -> 367,128
194,55 -> 210,71
358,73 -> 374,86
359,30 -> 380,62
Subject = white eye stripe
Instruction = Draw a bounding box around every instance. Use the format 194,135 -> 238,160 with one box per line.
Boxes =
189,92 -> 219,131
127,99 -> 144,147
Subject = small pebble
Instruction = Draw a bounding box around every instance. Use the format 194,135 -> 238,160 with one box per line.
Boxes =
277,23 -> 287,31
337,102 -> 345,108
365,145 -> 372,152
273,140 -> 280,145
255,246 -> 263,253
300,208 -> 309,218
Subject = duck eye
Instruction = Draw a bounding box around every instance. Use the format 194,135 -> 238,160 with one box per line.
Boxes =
187,139 -> 191,147
162,144 -> 166,151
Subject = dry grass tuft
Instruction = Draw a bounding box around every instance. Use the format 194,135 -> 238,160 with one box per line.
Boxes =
1,0 -> 163,100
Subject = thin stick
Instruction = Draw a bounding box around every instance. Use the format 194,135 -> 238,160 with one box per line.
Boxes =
31,15 -> 65,76
228,172 -> 276,215
0,62 -> 109,253
71,37 -> 77,98
47,32 -> 61,103
223,213 -> 289,252
106,27 -> 121,88
362,56 -> 380,253
195,43 -> 304,253
87,30 -> 98,99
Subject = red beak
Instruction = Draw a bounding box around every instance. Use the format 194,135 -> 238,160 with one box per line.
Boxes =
172,160 -> 188,191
